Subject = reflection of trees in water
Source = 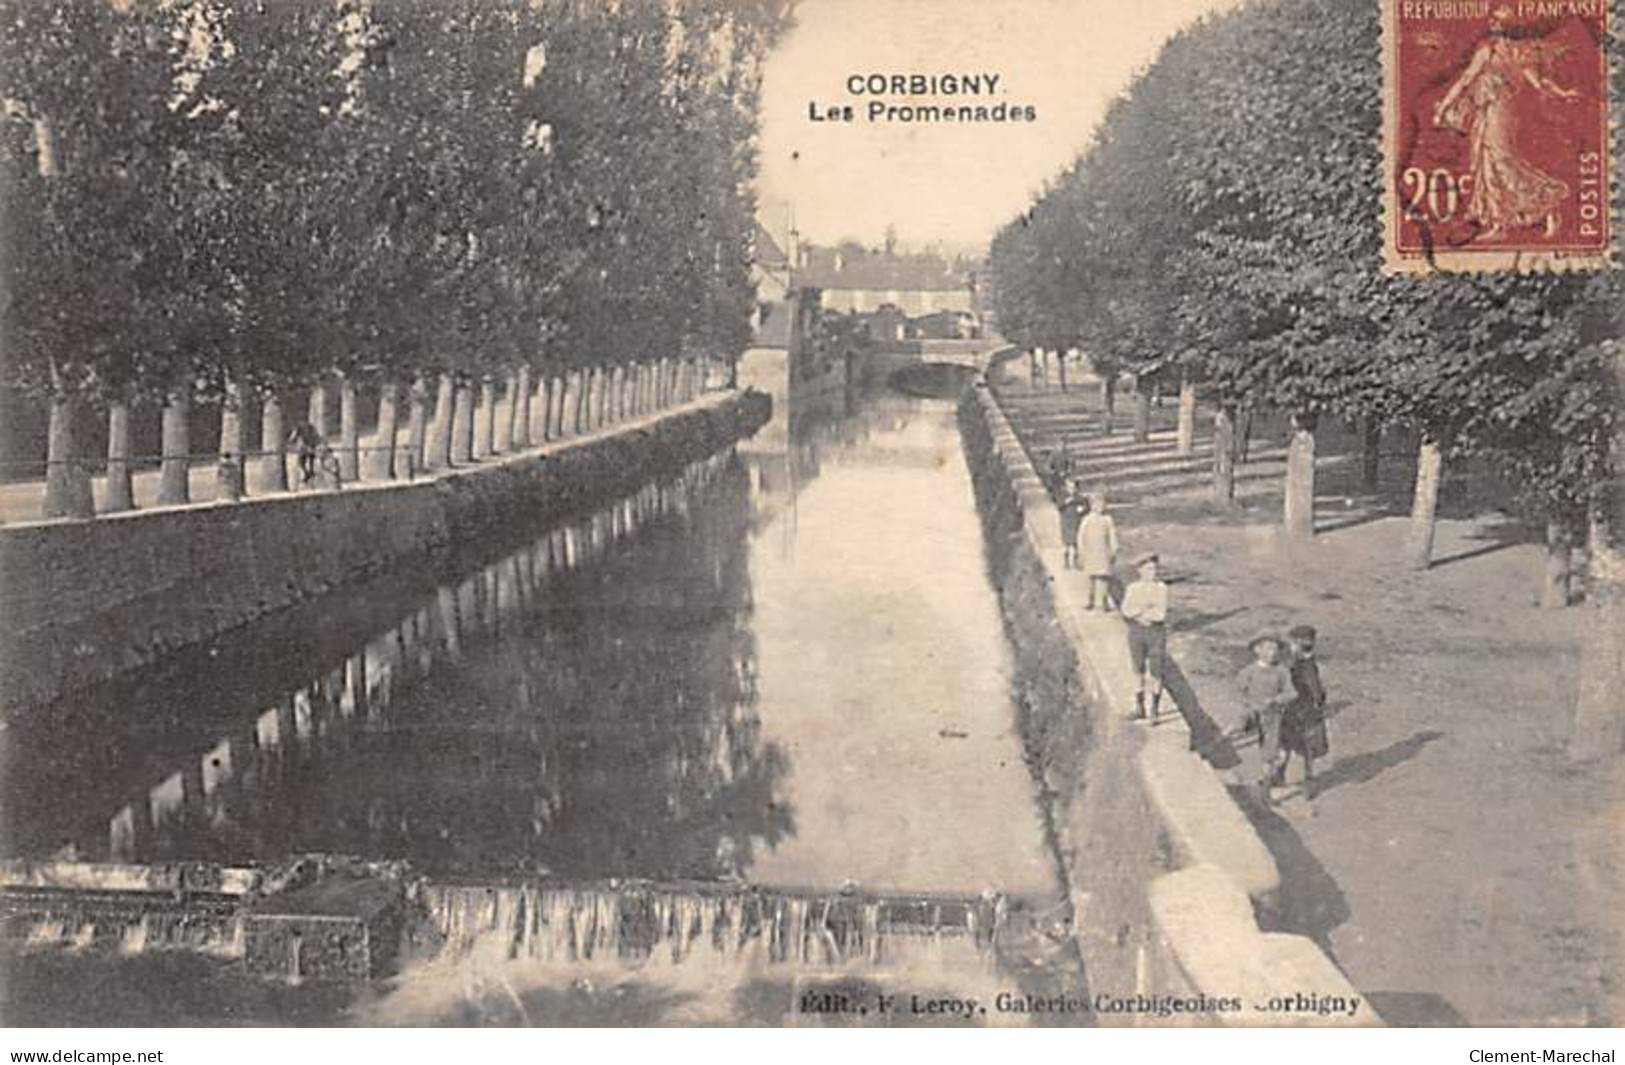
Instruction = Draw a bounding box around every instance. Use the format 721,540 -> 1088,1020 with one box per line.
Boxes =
38,452 -> 790,883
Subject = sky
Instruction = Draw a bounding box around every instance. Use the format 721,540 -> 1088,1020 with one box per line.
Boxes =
755,0 -> 1238,255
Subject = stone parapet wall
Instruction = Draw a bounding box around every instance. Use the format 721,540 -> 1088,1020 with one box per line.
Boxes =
959,378 -> 1376,1027
0,391 -> 770,716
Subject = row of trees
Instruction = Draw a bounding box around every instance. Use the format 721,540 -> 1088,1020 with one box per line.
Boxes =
1,0 -> 790,515
989,0 -> 1622,756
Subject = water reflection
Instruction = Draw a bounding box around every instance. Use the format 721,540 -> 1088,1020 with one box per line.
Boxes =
2,385 -> 1051,904
2,452 -> 790,882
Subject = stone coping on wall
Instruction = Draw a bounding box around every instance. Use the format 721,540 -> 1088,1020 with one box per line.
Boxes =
1,391 -> 742,533
973,379 -> 1377,1027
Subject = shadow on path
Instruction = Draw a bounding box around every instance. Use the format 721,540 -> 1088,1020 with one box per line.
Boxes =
1314,730 -> 1445,797
1161,656 -> 1241,771
1237,789 -> 1352,950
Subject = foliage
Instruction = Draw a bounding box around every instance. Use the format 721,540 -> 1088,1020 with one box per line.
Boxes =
989,0 -> 1621,522
0,0 -> 793,404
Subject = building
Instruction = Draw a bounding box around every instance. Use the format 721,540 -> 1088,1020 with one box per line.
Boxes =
792,245 -> 977,317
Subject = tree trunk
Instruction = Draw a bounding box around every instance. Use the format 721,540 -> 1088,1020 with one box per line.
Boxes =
218,378 -> 245,501
427,374 -> 454,469
1176,377 -> 1197,456
1212,405 -> 1237,507
1057,350 -> 1068,392
407,377 -> 429,476
1571,509 -> 1624,759
1361,417 -> 1382,490
105,401 -> 134,513
1542,519 -> 1574,609
158,390 -> 192,505
452,379 -> 475,464
520,365 -> 536,449
573,369 -> 589,434
43,389 -> 94,519
307,377 -> 329,438
367,378 -> 399,481
507,367 -> 526,451
1283,412 -> 1317,541
1132,381 -> 1152,444
475,377 -> 495,458
1101,373 -> 1116,435
1238,408 -> 1255,463
338,375 -> 359,482
258,392 -> 288,493
1028,349 -> 1039,388
538,375 -> 555,441
1407,437 -> 1444,569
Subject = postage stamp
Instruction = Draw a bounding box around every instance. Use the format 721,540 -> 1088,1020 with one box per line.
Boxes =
1382,0 -> 1615,273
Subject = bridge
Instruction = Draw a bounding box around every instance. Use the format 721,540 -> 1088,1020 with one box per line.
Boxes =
861,339 -> 1004,385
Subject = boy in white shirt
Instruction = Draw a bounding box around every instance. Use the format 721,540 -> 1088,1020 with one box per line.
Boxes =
1120,554 -> 1169,722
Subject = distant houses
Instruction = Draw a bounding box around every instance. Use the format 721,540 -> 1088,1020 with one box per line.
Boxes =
792,244 -> 977,317
747,226 -> 990,347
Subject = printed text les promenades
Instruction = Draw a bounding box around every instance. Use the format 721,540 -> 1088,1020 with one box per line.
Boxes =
808,72 -> 1038,124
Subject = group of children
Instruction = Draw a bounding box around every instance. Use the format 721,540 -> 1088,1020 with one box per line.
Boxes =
1236,624 -> 1329,806
1051,451 -> 1330,808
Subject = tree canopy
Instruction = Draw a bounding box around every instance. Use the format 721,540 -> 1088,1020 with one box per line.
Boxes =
989,0 -> 1621,526
0,0 -> 793,405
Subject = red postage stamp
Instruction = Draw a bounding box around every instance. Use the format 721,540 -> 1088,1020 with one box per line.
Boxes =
1383,0 -> 1614,272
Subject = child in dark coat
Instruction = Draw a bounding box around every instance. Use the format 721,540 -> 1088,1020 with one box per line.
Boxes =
1058,479 -> 1088,569
1281,623 -> 1331,800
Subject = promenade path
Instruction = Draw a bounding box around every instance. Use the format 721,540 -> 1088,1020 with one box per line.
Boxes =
991,357 -> 1622,1027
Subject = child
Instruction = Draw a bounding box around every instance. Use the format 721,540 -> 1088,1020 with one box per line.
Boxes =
1282,624 -> 1330,800
1047,444 -> 1076,498
287,420 -> 322,487
1119,554 -> 1169,722
1058,479 -> 1088,570
1235,629 -> 1296,806
1078,492 -> 1118,611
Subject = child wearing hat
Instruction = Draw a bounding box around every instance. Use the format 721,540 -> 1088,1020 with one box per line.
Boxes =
1282,624 -> 1330,799
1235,628 -> 1296,805
1119,553 -> 1169,722
1077,492 -> 1119,611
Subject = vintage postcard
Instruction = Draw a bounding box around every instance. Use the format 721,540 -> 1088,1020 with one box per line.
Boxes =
0,0 -> 1620,1042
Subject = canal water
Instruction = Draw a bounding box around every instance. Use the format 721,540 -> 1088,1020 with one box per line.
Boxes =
0,384 -> 1073,1026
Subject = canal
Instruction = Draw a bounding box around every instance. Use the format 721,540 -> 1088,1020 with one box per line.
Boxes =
0,383 -> 1075,1025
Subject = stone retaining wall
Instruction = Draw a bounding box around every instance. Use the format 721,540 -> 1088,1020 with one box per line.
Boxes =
0,391 -> 770,716
959,379 -> 1377,1027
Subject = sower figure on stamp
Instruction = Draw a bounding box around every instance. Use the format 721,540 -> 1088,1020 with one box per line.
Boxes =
1281,623 -> 1330,801
1236,629 -> 1295,806
1120,553 -> 1169,722
1432,7 -> 1579,241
